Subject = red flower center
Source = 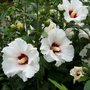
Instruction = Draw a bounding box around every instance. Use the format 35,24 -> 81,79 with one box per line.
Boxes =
50,43 -> 61,53
18,53 -> 28,65
76,70 -> 81,76
69,10 -> 77,18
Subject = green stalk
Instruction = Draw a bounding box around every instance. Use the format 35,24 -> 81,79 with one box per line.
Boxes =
36,0 -> 39,30
23,0 -> 27,32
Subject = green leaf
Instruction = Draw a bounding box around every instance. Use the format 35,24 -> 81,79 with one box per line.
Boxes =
84,80 -> 90,90
78,76 -> 88,82
48,78 -> 68,90
1,84 -> 10,90
0,77 -> 5,81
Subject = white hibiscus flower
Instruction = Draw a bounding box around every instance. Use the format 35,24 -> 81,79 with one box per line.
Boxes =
40,28 -> 74,67
2,38 -> 40,82
58,0 -> 88,23
70,66 -> 84,83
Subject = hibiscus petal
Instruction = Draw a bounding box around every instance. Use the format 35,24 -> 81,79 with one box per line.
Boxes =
18,72 -> 28,82
2,57 -> 20,76
8,38 -> 28,52
60,45 -> 74,62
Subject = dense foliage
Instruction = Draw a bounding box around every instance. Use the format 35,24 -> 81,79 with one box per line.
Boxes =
0,0 -> 90,90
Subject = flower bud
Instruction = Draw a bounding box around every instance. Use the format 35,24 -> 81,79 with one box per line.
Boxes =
10,24 -> 16,29
44,19 -> 56,33
65,28 -> 74,39
16,21 -> 23,30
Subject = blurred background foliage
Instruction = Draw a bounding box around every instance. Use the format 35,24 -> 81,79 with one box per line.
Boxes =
0,0 -> 90,90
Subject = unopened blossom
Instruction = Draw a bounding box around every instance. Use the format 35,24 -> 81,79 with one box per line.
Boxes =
44,19 -> 56,33
16,21 -> 23,30
65,28 -> 74,39
2,38 -> 40,82
80,44 -> 90,66
40,28 -> 74,67
50,9 -> 57,15
79,28 -> 90,39
10,24 -> 16,29
58,0 -> 88,24
41,19 -> 57,38
70,66 -> 84,83
80,44 -> 90,58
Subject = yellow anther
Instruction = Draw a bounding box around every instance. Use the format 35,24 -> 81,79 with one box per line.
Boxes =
52,46 -> 60,52
18,57 -> 27,64
70,11 -> 77,18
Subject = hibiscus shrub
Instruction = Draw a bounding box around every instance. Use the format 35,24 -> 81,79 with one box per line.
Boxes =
0,0 -> 90,90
